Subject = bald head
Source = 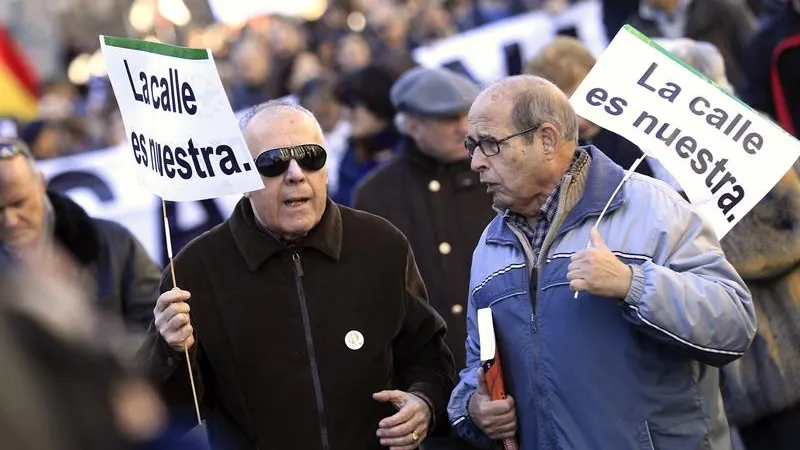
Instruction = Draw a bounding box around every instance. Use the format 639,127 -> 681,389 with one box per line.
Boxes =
473,75 -> 579,145
240,101 -> 325,158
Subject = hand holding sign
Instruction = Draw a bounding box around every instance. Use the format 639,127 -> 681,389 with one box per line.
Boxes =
568,228 -> 633,299
154,288 -> 194,352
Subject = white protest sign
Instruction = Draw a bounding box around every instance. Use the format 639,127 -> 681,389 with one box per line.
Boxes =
412,0 -> 607,86
570,25 -> 800,239
99,36 -> 264,201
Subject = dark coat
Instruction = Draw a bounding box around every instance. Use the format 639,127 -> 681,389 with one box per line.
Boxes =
628,0 -> 757,86
720,161 -> 800,431
48,192 -> 160,333
138,198 -> 456,450
737,4 -> 800,136
353,140 -> 495,370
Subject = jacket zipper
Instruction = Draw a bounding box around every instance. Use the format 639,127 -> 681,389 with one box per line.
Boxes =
291,251 -> 331,450
507,224 -> 538,332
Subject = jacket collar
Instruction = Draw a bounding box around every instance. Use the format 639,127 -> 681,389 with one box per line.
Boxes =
485,145 -> 625,245
230,197 -> 343,271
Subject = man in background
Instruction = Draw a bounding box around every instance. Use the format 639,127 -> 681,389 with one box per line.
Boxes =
0,137 -> 159,334
524,36 -> 654,176
354,67 -> 494,449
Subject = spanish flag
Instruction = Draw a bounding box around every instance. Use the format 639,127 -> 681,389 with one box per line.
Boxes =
0,25 -> 38,121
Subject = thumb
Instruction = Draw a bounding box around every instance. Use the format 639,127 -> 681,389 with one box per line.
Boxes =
372,390 -> 405,404
589,227 -> 607,249
476,367 -> 489,395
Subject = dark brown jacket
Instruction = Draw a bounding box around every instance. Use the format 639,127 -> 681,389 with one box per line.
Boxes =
353,141 -> 495,369
138,198 -> 456,450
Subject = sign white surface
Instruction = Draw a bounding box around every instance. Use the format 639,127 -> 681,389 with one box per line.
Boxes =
570,26 -> 800,238
100,36 -> 263,201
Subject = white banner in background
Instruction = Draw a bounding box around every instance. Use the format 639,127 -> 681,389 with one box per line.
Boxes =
100,36 -> 264,201
412,0 -> 607,86
36,145 -> 241,264
570,26 -> 800,238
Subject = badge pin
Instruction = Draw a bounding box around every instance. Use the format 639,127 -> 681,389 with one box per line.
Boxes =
344,330 -> 365,350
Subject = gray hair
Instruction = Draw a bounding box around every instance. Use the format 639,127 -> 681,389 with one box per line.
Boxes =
510,89 -> 579,144
238,99 -> 324,139
656,38 -> 733,93
0,137 -> 37,173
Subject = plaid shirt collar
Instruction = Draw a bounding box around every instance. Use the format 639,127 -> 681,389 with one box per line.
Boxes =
505,150 -> 583,261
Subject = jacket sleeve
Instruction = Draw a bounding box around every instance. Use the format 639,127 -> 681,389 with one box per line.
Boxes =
393,241 -> 457,436
621,199 -> 757,368
446,287 -> 493,449
136,264 -> 208,428
120,232 -> 161,333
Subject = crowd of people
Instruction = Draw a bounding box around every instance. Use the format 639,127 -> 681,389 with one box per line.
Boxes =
2,0 -> 800,449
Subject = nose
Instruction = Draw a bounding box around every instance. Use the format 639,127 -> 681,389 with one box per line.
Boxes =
469,150 -> 488,173
284,159 -> 306,183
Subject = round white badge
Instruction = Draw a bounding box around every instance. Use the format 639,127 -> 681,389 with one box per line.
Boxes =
344,330 -> 365,350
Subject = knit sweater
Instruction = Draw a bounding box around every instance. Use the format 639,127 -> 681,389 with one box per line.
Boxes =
719,160 -> 800,426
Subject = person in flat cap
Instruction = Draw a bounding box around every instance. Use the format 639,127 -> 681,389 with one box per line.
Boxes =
353,67 -> 494,450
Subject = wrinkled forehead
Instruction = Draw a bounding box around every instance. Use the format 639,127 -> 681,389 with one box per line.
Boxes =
245,110 -> 323,157
467,100 -> 511,139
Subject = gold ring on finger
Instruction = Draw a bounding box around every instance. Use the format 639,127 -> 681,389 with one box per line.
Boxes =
411,431 -> 419,442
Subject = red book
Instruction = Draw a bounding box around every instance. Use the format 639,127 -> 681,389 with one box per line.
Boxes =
478,308 -> 519,450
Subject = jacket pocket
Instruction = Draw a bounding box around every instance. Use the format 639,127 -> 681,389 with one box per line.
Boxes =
637,420 -> 656,450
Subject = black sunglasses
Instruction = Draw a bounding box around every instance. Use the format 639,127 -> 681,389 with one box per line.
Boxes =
465,125 -> 539,158
255,144 -> 327,178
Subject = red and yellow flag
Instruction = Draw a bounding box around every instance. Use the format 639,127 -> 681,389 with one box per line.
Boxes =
0,25 -> 38,121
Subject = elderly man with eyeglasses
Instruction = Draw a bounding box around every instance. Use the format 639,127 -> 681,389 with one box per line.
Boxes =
447,75 -> 756,450
139,100 -> 457,450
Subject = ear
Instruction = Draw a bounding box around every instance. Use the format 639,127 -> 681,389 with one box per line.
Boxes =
36,170 -> 47,194
540,124 -> 559,161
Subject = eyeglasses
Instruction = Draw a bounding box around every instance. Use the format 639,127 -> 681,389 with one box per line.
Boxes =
465,125 -> 540,158
255,144 -> 327,178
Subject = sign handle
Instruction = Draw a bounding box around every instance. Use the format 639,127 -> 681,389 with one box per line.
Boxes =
162,198 -> 203,426
573,151 -> 648,299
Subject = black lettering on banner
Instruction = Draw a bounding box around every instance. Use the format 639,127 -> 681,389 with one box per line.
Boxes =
163,145 -> 176,178
502,42 -> 523,77
123,59 -> 199,116
187,139 -> 207,179
584,87 -> 627,116
636,62 -> 681,103
630,111 -> 745,222
131,132 -> 143,164
47,171 -> 115,203
218,145 -> 241,175
125,131 -> 255,180
174,146 -> 192,179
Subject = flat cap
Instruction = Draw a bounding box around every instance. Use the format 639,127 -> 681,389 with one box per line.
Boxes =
390,67 -> 481,117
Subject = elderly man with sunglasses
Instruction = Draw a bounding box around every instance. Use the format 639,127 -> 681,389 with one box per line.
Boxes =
139,100 -> 457,450
447,76 -> 756,450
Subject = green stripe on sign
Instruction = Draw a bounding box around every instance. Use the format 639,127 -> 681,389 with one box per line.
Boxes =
102,36 -> 208,60
621,24 -> 757,112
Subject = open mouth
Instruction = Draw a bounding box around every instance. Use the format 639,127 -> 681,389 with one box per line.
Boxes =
284,197 -> 310,207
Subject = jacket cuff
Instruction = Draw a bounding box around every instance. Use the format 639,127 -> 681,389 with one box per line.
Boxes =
624,263 -> 646,306
448,385 -> 492,448
408,382 -> 444,433
409,391 -> 436,430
